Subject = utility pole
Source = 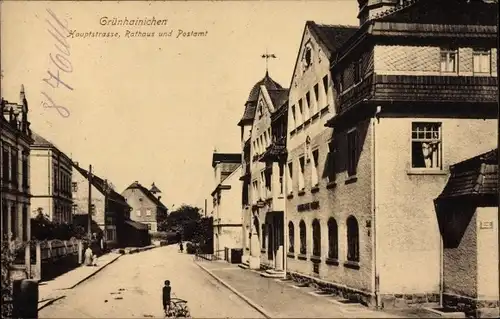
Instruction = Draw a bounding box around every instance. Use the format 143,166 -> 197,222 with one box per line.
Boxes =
88,164 -> 92,239
204,198 -> 207,218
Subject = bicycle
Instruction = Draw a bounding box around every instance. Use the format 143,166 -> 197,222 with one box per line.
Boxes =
165,297 -> 191,318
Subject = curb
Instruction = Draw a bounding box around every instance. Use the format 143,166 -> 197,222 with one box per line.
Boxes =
195,262 -> 274,318
66,254 -> 122,289
38,295 -> 66,311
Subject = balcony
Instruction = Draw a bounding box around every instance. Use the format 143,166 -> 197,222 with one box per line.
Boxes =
258,136 -> 287,163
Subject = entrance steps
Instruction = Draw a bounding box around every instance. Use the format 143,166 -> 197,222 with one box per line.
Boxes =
238,262 -> 250,269
260,269 -> 285,278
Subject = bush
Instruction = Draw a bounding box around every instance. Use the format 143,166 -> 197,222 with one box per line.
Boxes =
186,242 -> 198,254
1,237 -> 22,318
31,211 -> 84,241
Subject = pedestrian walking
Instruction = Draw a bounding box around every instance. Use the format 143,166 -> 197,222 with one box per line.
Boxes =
179,241 -> 184,253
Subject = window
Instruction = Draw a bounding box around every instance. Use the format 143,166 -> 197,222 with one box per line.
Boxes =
2,202 -> 8,238
136,210 -> 141,217
2,146 -> 9,182
354,59 -> 362,84
279,162 -> 284,195
328,218 -> 338,259
261,224 -> 266,249
298,99 -> 304,124
287,162 -> 293,194
411,122 -> 442,169
473,49 -> 491,74
347,129 -> 358,177
265,167 -> 272,194
22,205 -> 27,241
147,224 -> 151,230
313,84 -> 319,112
322,75 -> 329,103
291,105 -> 297,129
260,171 -> 266,199
146,209 -> 152,216
288,221 -> 294,253
21,153 -> 28,189
106,229 -> 114,240
311,149 -> 319,187
11,150 -> 18,186
440,48 -> 457,73
11,205 -> 17,239
347,216 -> 359,262
312,219 -> 321,257
304,94 -> 310,120
299,220 -> 306,255
72,204 -> 78,215
298,156 -> 305,190
71,182 -> 78,193
326,140 -> 336,183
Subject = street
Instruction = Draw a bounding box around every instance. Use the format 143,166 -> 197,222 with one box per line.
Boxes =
39,245 -> 264,318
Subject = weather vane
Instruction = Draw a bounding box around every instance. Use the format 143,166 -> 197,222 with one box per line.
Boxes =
261,49 -> 276,74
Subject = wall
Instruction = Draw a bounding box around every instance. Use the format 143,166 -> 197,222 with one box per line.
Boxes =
476,206 -> 499,301
30,149 -> 52,219
443,208 -> 477,299
375,117 -> 497,295
214,165 -> 243,251
286,23 -> 374,293
374,45 -> 498,77
122,188 -> 158,231
72,166 -> 105,229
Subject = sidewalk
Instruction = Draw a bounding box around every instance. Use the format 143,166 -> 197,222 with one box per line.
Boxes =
195,261 -> 403,318
38,252 -> 122,310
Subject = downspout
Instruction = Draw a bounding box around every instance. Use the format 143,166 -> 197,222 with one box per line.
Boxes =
372,106 -> 380,309
438,200 -> 444,307
283,157 -> 288,279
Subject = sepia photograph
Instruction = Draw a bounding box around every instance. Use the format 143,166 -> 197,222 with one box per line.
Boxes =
0,0 -> 498,318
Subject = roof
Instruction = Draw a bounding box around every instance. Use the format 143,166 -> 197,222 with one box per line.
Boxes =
149,182 -> 161,194
436,149 -> 498,203
212,153 -> 241,167
72,163 -> 129,207
124,181 -> 167,209
125,219 -> 149,230
32,131 -> 55,147
268,89 -> 289,111
238,72 -> 283,126
308,22 -> 358,55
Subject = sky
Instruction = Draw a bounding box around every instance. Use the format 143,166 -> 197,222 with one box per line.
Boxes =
1,0 -> 359,211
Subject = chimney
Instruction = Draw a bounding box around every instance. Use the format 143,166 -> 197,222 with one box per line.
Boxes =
158,196 -> 162,201
357,0 -> 399,26
74,161 -> 79,167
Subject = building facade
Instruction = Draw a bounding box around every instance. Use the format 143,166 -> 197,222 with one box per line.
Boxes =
210,153 -> 243,257
285,19 -> 359,292
237,72 -> 285,268
0,85 -> 34,241
250,86 -> 289,272
122,181 -> 167,233
30,132 -> 73,224
435,149 -> 498,318
315,0 -> 497,308
72,163 -> 130,247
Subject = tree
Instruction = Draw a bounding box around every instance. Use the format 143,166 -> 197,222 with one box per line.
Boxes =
163,205 -> 202,241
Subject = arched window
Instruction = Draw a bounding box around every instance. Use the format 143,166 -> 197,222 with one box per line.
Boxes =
347,216 -> 359,262
312,219 -> 321,257
328,218 -> 338,259
288,221 -> 295,253
299,220 -> 306,255
253,216 -> 260,239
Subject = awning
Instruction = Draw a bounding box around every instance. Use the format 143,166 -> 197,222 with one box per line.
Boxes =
124,220 -> 149,230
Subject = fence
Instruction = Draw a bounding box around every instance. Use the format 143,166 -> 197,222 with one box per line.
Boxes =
194,249 -> 225,262
11,239 -> 89,281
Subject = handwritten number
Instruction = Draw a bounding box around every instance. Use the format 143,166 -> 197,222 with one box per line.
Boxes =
50,53 -> 73,73
41,92 -> 71,118
43,69 -> 74,91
